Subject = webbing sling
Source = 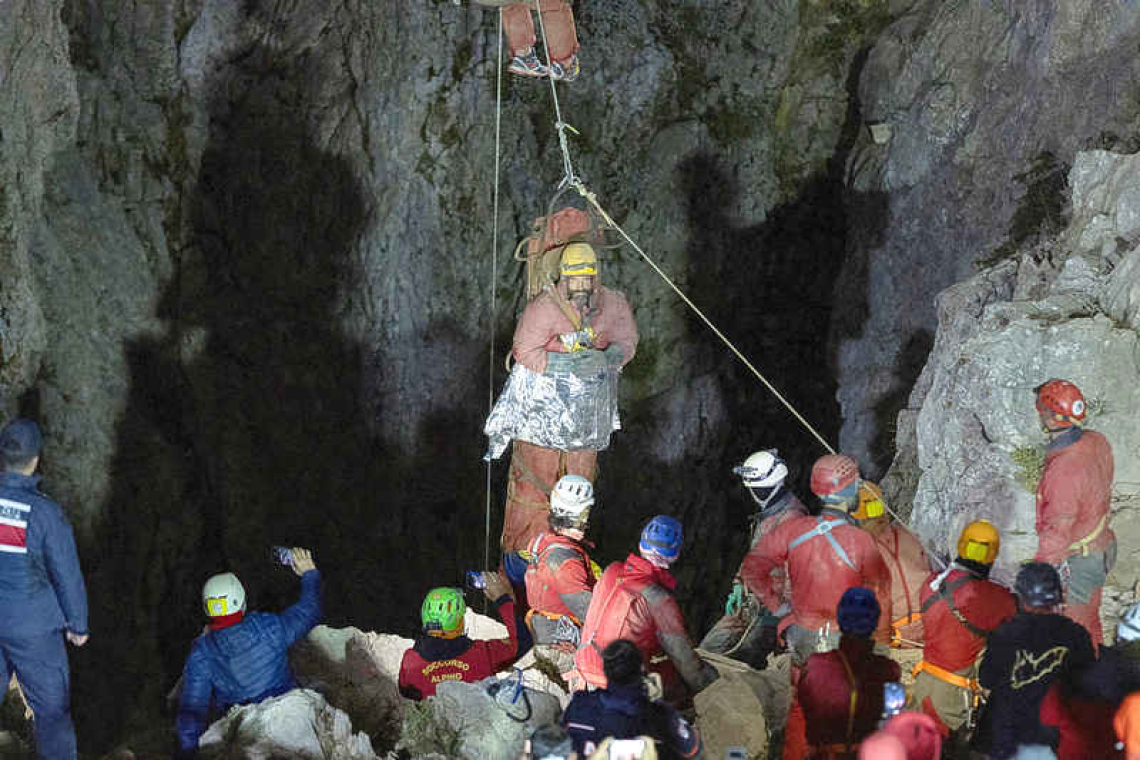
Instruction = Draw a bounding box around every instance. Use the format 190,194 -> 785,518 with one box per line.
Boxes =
788,516 -> 857,571
837,649 -> 860,751
919,575 -> 988,639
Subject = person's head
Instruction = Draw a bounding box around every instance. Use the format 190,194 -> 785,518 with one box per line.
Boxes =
1035,378 -> 1086,433
526,724 -> 576,760
601,638 -> 644,687
857,732 -> 907,760
560,242 -> 597,302
851,481 -> 887,522
810,454 -> 861,510
1118,602 -> 1140,644
421,586 -> 466,639
881,711 -> 942,760
1015,562 -> 1063,612
837,586 -> 881,637
638,515 -> 683,568
549,474 -> 593,538
202,572 -> 246,620
733,449 -> 788,513
956,519 -> 1000,568
0,418 -> 43,474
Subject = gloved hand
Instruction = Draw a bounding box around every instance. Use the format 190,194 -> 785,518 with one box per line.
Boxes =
558,327 -> 596,353
604,342 -> 624,367
725,581 -> 745,616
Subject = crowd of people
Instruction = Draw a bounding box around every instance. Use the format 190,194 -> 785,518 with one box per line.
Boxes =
0,235 -> 1132,760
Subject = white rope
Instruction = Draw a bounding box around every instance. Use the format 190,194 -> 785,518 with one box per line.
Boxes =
485,10 -> 505,579
570,180 -> 838,456
533,1 -> 580,188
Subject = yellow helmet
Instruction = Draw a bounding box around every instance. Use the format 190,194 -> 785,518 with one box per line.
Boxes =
957,520 -> 1000,565
560,242 -> 598,277
852,481 -> 886,520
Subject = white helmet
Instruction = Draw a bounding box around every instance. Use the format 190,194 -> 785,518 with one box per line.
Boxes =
734,450 -> 788,488
202,572 -> 246,618
1119,603 -> 1140,642
550,474 -> 594,524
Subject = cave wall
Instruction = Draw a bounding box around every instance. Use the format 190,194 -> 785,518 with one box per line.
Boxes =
1,0 -> 897,748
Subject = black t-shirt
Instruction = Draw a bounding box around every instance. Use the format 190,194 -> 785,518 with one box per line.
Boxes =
975,611 -> 1095,758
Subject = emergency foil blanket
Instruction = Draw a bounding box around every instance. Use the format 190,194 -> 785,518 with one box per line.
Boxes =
483,361 -> 620,460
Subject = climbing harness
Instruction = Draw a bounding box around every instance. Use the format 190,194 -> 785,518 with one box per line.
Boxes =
920,573 -> 989,639
788,515 -> 858,571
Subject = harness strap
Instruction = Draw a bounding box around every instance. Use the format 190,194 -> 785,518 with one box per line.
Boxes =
525,607 -> 582,629
877,527 -> 917,624
789,516 -> 856,571
912,660 -> 981,692
1068,513 -> 1109,557
836,649 -> 860,750
543,277 -> 583,331
919,575 -> 988,639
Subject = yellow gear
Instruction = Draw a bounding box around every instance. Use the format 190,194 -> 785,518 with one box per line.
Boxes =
590,559 -> 603,581
957,519 -> 1000,565
852,480 -> 886,520
560,242 -> 598,277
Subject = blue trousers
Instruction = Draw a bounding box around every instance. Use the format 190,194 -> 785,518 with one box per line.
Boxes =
0,632 -> 77,760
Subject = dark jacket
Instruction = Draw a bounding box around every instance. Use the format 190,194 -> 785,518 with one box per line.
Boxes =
561,681 -> 702,759
175,570 -> 323,756
0,472 -> 88,638
398,595 -> 520,700
975,610 -> 1095,759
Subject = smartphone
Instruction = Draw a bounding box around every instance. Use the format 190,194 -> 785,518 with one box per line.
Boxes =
466,570 -> 486,589
608,738 -> 646,760
883,681 -> 906,717
271,546 -> 293,567
725,749 -> 748,760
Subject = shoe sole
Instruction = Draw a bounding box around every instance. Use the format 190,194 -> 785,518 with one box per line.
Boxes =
508,68 -> 548,78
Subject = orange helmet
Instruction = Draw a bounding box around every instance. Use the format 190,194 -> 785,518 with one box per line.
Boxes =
811,454 -> 860,497
1035,379 -> 1086,425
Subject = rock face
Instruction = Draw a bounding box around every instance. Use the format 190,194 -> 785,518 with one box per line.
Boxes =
886,149 -> 1140,630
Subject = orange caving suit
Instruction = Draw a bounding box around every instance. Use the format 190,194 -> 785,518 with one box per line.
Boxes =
503,1 -> 579,63
740,508 -> 892,760
500,278 -> 637,554
865,519 -> 930,648
1035,427 -> 1115,647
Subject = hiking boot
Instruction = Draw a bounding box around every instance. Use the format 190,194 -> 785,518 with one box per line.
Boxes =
507,48 -> 548,78
550,54 -> 580,83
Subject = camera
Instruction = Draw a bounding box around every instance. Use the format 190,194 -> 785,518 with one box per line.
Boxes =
271,546 -> 293,567
883,681 -> 906,719
466,571 -> 486,590
608,738 -> 646,759
725,749 -> 748,760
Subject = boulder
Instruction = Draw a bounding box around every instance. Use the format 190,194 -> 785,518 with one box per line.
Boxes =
397,676 -> 560,760
197,689 -> 377,759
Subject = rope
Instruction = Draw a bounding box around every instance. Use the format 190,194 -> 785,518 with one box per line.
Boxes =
484,9 -> 505,590
569,179 -> 837,455
533,1 -> 580,189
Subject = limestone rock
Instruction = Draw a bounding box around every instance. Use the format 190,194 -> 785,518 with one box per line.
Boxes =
398,676 -> 560,760
198,689 -> 377,759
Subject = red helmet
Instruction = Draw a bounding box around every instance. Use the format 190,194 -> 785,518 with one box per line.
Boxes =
811,454 -> 861,497
1035,379 -> 1086,423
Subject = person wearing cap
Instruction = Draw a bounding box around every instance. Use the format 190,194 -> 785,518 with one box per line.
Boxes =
910,520 -> 1016,749
1033,378 -> 1116,647
740,454 -> 890,760
0,418 -> 88,760
561,638 -> 702,759
574,516 -> 718,706
859,712 -> 942,760
398,571 -> 520,700
851,481 -> 931,650
175,548 -> 322,758
798,587 -> 901,759
972,562 -> 1094,759
500,241 -> 638,556
699,449 -> 809,668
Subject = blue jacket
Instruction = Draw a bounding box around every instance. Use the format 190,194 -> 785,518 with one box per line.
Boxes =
175,570 -> 322,755
562,682 -> 702,759
0,472 -> 88,638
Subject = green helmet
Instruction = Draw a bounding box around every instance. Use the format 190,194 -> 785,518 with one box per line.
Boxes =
421,587 -> 466,637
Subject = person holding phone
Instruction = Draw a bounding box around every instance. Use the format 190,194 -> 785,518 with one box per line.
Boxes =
175,547 -> 322,758
398,571 -> 521,700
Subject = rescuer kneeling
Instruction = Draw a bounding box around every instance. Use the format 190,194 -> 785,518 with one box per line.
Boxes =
399,571 -> 521,700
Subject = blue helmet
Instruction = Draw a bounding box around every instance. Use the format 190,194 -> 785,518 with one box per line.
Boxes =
639,515 -> 683,561
837,586 -> 881,636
